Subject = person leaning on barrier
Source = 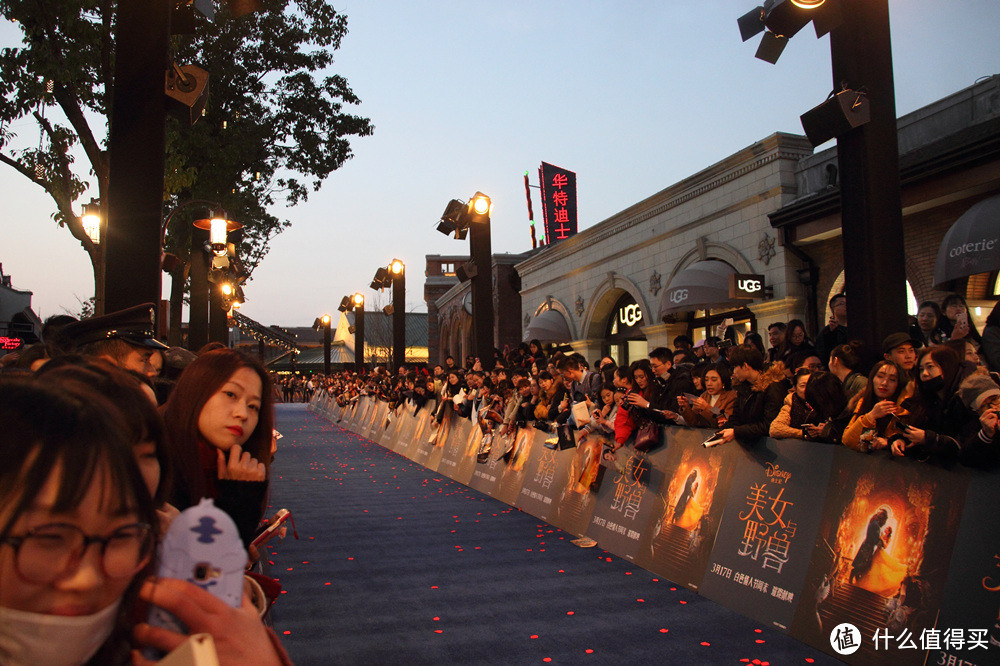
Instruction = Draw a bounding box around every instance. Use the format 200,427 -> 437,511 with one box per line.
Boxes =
716,344 -> 787,447
677,363 -> 736,429
648,346 -> 696,419
769,368 -> 814,440
841,360 -> 909,453
890,345 -> 985,463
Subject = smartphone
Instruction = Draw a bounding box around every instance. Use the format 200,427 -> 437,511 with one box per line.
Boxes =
888,414 -> 907,431
702,431 -> 725,448
250,508 -> 293,550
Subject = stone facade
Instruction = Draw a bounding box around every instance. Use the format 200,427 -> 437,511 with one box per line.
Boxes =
516,132 -> 813,362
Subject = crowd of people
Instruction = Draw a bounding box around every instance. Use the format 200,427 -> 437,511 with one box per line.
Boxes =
316,294 -> 1000,468
1,294 -> 997,663
0,304 -> 291,665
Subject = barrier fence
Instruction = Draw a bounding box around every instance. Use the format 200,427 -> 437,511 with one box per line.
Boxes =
310,393 -> 1000,665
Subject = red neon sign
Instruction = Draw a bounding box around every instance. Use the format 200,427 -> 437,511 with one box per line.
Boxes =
0,336 -> 23,351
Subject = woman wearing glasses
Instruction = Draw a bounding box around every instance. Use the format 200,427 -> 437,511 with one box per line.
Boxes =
0,381 -> 287,664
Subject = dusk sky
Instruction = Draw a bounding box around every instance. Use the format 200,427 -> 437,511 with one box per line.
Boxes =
3,1 -> 1000,326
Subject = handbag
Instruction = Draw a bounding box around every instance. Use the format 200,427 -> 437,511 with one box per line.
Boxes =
633,419 -> 660,452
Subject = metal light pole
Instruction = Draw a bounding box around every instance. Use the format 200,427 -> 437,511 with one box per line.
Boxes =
321,314 -> 332,375
188,226 -> 210,350
389,259 -> 406,373
468,195 -> 495,371
830,0 -> 907,359
103,0 -> 171,316
352,293 -> 365,372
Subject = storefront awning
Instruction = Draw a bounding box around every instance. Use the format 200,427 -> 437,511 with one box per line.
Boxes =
523,309 -> 572,343
658,260 -> 742,321
933,194 -> 1000,288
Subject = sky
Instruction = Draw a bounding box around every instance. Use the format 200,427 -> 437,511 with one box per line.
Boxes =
3,0 -> 1000,327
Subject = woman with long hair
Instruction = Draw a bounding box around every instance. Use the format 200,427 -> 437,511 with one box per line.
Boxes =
841,360 -> 908,452
162,349 -> 275,547
891,345 -> 980,462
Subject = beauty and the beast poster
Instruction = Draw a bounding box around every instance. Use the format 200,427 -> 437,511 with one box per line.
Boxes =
633,428 -> 739,591
790,449 -> 967,665
699,439 -> 834,629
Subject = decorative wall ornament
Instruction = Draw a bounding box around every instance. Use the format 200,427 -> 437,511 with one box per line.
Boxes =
758,233 -> 776,265
575,295 -> 585,317
649,270 -> 662,296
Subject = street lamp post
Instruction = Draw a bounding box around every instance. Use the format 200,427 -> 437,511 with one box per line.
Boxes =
829,0 -> 907,359
351,293 -> 365,372
373,259 -> 407,373
737,0 -> 907,364
437,192 -> 495,370
314,314 -> 332,375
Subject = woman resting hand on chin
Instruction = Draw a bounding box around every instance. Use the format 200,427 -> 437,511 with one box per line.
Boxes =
163,349 -> 275,548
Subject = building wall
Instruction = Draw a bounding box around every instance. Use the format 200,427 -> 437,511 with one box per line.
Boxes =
516,133 -> 814,361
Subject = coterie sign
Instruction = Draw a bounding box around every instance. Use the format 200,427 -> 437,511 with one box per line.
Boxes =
538,162 -> 578,244
729,274 -> 766,300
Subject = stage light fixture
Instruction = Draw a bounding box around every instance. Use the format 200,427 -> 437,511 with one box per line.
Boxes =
800,88 -> 870,147
390,259 -> 404,275
165,62 -> 209,125
352,293 -> 365,309
382,304 -> 394,315
739,0 -> 837,64
338,296 -> 351,312
456,261 -> 477,283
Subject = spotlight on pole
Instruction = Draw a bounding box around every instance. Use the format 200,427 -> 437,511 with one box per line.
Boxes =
338,296 -> 351,312
738,0 -> 836,64
390,259 -> 404,276
352,293 -> 364,309
370,266 -> 390,290
800,88 -> 870,147
456,260 -> 477,282
382,304 -> 394,315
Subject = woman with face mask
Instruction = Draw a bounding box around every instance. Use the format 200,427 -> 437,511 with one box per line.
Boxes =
891,346 -> 986,462
0,380 -> 292,665
0,381 -> 158,665
162,349 -> 275,548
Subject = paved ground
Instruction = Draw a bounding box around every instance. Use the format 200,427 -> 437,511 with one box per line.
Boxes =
264,404 -> 840,665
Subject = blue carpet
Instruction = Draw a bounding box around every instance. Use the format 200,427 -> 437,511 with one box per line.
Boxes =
265,404 -> 840,665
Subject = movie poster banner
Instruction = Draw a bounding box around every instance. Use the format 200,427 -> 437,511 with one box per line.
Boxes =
437,415 -> 476,482
547,433 -> 608,537
699,439 -> 835,632
789,448 -> 968,665
932,470 -> 1000,666
634,428 -> 741,591
492,427 -> 537,506
515,434 -> 579,523
583,440 -> 670,561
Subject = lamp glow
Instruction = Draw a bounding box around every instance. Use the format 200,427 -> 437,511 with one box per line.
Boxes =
352,293 -> 364,308
81,200 -> 101,244
471,194 -> 491,216
321,314 -> 331,325
390,259 -> 404,275
790,0 -> 824,7
210,218 -> 228,256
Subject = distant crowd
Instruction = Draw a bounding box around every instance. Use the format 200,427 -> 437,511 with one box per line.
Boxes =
315,293 -> 1000,468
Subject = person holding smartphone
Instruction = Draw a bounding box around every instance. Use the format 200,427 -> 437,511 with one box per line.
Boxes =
841,360 -> 908,452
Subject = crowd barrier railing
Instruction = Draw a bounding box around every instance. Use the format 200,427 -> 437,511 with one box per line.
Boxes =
308,393 -> 1000,665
